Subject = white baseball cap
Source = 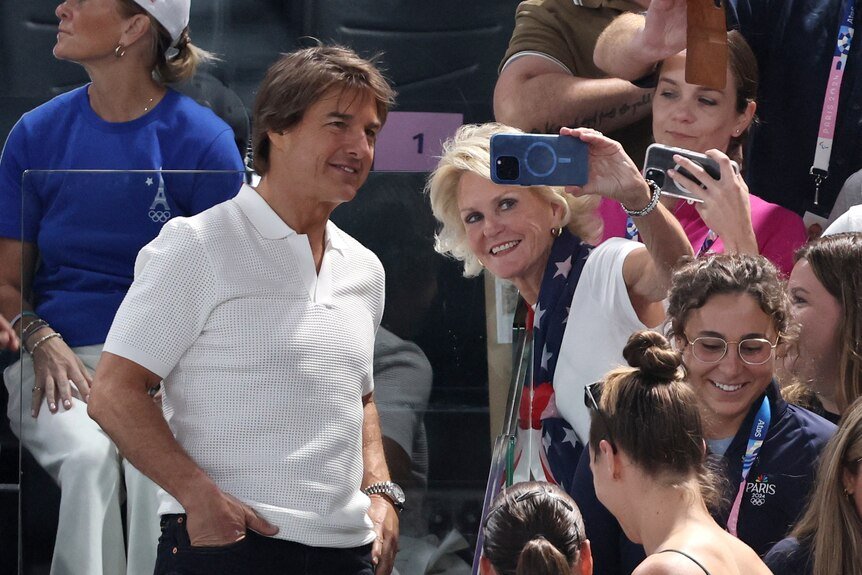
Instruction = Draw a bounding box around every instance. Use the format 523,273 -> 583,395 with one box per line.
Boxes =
132,0 -> 191,47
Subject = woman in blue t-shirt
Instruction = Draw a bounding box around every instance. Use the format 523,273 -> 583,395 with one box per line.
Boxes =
0,1 -> 243,573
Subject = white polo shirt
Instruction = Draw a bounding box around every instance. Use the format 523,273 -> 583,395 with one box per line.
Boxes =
104,184 -> 384,548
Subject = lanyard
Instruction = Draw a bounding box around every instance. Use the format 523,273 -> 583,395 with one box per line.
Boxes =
697,229 -> 717,256
811,0 -> 856,206
726,395 -> 771,537
625,215 -> 716,256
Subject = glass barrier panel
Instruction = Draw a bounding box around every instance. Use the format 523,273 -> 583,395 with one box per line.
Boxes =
332,171 -> 490,573
2,3 -> 521,572
13,169 -> 490,574
15,169 -> 244,574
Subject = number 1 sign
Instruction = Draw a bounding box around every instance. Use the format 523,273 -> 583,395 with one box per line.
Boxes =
373,111 -> 464,172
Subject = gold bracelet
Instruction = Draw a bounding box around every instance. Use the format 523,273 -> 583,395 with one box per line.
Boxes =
28,332 -> 63,356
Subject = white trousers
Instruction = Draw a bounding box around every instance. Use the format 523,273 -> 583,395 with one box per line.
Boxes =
4,344 -> 160,575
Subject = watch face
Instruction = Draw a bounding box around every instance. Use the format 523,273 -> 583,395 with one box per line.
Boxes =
389,482 -> 405,504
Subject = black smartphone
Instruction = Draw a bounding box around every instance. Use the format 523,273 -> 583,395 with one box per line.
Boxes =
490,134 -> 589,186
642,143 -> 738,203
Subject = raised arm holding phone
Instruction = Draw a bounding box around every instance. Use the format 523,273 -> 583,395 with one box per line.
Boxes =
494,0 -> 656,164
595,29 -> 806,275
427,121 -> 692,493
595,0 -> 862,223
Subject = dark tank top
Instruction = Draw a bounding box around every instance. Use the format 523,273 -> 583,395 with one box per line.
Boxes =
658,549 -> 712,575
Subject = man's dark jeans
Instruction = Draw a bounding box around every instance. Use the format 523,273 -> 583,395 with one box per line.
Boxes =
154,514 -> 374,575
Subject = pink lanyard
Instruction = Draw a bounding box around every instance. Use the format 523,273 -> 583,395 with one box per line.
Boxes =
810,0 -> 856,206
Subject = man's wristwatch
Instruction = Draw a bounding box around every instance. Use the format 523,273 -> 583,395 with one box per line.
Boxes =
363,481 -> 406,512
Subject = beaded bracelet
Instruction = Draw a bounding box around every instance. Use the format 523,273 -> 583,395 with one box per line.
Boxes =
28,332 -> 62,356
22,319 -> 49,343
622,179 -> 662,218
10,310 -> 37,330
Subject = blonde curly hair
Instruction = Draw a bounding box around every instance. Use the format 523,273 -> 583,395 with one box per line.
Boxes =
425,123 -> 602,277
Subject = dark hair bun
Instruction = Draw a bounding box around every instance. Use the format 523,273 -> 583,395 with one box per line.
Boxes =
622,331 -> 681,383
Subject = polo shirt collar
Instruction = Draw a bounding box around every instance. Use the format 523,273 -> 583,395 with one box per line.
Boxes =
234,183 -> 346,253
325,221 -> 347,254
235,184 -> 293,239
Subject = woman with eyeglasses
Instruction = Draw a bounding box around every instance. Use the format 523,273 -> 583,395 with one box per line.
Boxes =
765,396 -> 862,575
572,254 -> 836,575
481,481 -> 593,575
587,330 -> 772,575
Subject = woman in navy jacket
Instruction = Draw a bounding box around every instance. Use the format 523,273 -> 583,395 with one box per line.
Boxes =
572,254 -> 836,575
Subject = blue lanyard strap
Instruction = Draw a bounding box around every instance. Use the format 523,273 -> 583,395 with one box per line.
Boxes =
726,395 -> 771,536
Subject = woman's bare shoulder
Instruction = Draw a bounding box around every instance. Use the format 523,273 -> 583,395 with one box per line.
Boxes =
633,552 -> 707,575
728,537 -> 773,574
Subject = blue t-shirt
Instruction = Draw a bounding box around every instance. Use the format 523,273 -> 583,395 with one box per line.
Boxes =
0,85 -> 244,346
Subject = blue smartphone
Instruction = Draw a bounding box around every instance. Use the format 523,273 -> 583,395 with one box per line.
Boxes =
490,134 -> 589,186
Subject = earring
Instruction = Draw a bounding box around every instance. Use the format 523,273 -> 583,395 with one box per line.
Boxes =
476,258 -> 485,269
733,128 -> 741,136
115,43 -> 126,58
551,226 -> 563,238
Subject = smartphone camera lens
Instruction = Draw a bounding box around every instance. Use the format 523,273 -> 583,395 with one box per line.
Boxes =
644,168 -> 665,189
496,156 -> 520,181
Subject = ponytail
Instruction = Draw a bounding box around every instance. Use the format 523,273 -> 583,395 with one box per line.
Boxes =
116,0 -> 216,84
154,26 -> 217,84
515,536 -> 572,575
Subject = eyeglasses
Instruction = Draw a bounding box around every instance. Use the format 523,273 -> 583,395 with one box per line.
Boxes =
584,381 -> 617,452
684,336 -> 779,366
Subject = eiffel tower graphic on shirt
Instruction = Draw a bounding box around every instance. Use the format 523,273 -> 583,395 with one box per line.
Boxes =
148,170 -> 171,223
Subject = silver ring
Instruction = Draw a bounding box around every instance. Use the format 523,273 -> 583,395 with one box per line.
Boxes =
32,386 -> 41,392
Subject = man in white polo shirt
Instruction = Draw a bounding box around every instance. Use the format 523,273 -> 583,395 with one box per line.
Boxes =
88,45 -> 401,575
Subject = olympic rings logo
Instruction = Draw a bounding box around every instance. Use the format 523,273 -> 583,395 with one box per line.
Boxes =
149,210 -> 172,223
